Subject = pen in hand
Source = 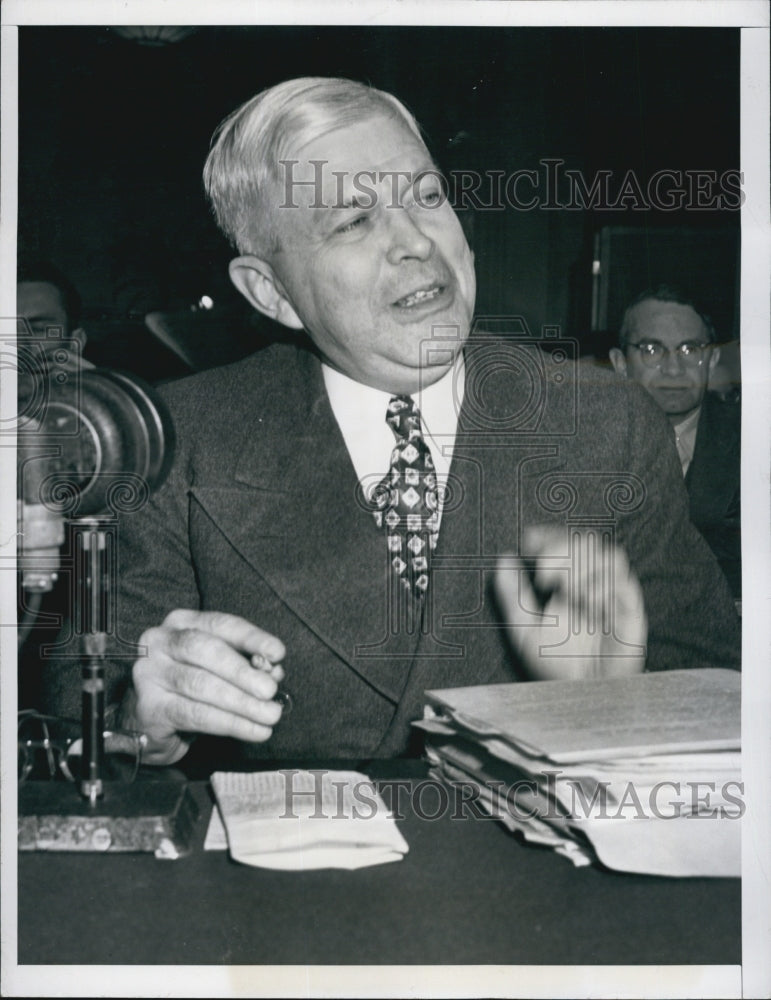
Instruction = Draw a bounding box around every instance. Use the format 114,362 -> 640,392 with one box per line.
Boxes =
251,652 -> 292,713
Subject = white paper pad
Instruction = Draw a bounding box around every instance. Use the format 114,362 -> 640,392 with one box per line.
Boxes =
208,769 -> 409,870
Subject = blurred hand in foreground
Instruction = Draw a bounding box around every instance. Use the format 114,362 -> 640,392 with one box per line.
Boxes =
495,525 -> 647,680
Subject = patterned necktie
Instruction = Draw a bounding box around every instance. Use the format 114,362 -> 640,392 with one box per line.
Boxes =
370,395 -> 440,599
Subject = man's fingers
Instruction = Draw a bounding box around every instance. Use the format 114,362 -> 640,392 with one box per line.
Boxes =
163,696 -> 277,744
164,662 -> 281,731
520,526 -> 572,598
132,645 -> 284,748
495,556 -> 549,628
141,625 -> 279,702
252,653 -> 286,683
524,525 -> 602,599
609,552 -> 648,646
522,526 -> 643,622
130,610 -> 290,757
162,609 -> 285,663
496,533 -> 647,680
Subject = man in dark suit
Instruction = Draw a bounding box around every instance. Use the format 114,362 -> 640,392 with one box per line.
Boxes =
609,286 -> 741,599
72,78 -> 738,768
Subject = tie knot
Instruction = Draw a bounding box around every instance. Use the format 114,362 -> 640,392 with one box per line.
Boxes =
386,394 -> 422,442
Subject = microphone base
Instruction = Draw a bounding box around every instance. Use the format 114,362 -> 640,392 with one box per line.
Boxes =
18,781 -> 199,859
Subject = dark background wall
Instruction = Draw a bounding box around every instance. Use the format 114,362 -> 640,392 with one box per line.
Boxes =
17,25 -> 740,377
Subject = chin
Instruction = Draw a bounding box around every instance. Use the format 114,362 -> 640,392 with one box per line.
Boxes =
652,389 -> 699,410
662,403 -> 700,419
418,362 -> 454,387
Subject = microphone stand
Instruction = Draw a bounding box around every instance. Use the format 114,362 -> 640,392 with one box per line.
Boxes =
19,515 -> 199,857
17,368 -> 197,858
75,517 -> 108,805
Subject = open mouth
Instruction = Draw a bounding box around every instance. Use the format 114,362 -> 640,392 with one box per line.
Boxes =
393,285 -> 444,309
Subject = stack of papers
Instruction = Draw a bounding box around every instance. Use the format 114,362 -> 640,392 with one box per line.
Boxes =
207,769 -> 409,870
415,669 -> 741,877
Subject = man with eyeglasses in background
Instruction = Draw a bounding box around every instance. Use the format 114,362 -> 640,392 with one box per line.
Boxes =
609,285 -> 741,601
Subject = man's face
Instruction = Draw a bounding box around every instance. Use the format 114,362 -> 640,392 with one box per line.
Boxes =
17,281 -> 69,337
260,114 -> 476,393
612,299 -> 717,421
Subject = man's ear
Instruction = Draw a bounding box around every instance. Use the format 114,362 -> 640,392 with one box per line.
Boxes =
608,347 -> 627,377
707,344 -> 721,373
70,326 -> 88,352
228,256 -> 304,330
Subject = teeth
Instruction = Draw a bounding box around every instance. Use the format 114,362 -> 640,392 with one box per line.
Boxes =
396,286 -> 441,308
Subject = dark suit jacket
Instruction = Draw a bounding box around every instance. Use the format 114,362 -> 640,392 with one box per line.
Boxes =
43,336 -> 741,762
685,391 -> 741,598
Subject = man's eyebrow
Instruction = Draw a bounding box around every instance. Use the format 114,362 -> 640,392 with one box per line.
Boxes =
311,160 -> 443,222
332,195 -> 373,212
22,312 -> 59,323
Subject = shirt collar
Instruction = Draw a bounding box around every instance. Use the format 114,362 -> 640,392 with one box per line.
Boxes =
673,406 -> 701,476
322,354 -> 465,487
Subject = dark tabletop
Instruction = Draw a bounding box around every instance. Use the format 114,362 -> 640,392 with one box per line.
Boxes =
16,761 -> 740,967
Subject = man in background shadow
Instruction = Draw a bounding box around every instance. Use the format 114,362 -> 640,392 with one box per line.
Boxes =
16,260 -> 93,707
17,258 -> 92,372
609,286 -> 741,601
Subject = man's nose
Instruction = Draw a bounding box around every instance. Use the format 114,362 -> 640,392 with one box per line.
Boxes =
385,207 -> 433,264
660,346 -> 686,375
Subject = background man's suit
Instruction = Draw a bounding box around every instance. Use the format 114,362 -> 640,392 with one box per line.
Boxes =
43,335 -> 741,763
685,390 -> 741,599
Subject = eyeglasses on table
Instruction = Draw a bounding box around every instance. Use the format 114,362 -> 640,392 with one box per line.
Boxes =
17,710 -> 147,785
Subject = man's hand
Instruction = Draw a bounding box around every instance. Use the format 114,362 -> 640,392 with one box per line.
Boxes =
120,609 -> 287,765
494,525 -> 647,680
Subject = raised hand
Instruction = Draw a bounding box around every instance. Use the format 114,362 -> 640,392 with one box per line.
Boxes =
495,525 -> 647,680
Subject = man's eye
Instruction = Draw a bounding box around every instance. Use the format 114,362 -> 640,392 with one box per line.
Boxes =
413,184 -> 444,208
679,342 -> 700,356
336,216 -> 367,234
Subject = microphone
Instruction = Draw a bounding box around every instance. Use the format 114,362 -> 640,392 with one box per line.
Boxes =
17,415 -> 66,593
18,366 -> 174,585
17,367 -> 174,804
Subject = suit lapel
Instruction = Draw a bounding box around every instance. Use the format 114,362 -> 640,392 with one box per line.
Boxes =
191,351 -> 419,700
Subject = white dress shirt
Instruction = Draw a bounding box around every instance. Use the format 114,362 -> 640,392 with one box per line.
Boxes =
673,407 -> 700,477
322,355 -> 465,528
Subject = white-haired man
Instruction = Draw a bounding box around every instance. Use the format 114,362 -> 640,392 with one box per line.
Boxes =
42,78 -> 738,769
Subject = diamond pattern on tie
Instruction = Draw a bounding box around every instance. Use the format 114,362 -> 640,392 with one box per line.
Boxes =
371,394 -> 439,599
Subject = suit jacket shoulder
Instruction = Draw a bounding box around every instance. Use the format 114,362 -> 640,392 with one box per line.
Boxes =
156,341 -> 326,481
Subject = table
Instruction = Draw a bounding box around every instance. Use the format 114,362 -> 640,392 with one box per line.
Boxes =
16,762 -> 740,967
